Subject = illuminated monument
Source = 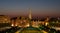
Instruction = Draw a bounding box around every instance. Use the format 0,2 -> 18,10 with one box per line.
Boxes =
28,8 -> 32,27
29,8 -> 32,20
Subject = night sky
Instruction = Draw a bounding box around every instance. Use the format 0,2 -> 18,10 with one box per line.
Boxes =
0,0 -> 60,17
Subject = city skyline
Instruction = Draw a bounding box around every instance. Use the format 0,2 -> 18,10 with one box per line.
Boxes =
0,0 -> 60,17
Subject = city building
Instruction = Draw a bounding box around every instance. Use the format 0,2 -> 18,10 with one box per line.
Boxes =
0,15 -> 10,23
11,9 -> 50,27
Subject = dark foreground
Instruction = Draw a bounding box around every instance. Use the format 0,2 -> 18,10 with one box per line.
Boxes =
0,25 -> 60,33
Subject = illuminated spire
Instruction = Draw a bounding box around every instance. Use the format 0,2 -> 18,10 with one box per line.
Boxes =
29,8 -> 32,19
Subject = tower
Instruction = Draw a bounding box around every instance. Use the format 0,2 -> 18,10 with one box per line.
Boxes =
28,8 -> 32,27
29,8 -> 32,20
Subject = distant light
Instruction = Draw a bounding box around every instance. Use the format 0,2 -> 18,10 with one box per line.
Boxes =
11,24 -> 14,26
15,24 -> 18,26
26,24 -> 30,27
45,22 -> 48,26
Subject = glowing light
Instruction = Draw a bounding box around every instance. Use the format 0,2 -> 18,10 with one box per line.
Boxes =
26,24 -> 30,27
15,24 -> 18,26
45,22 -> 48,26
11,24 -> 14,26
